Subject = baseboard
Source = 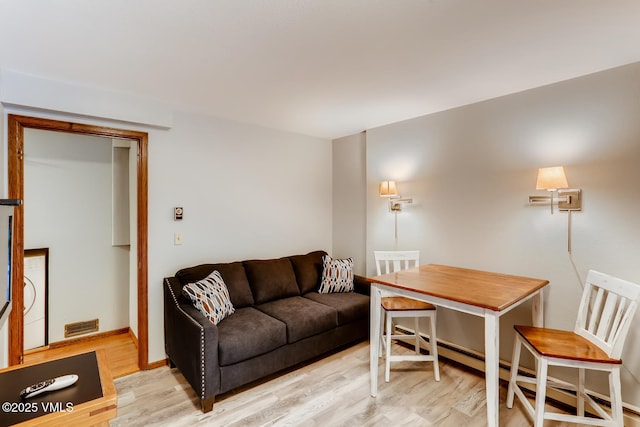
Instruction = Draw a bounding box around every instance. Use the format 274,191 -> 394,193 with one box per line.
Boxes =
47,327 -> 130,349
128,328 -> 139,350
392,325 -> 640,426
147,358 -> 168,370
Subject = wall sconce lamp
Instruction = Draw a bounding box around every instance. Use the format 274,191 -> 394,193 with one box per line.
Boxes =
528,166 -> 582,214
380,180 -> 413,244
528,166 -> 582,253
379,180 -> 413,211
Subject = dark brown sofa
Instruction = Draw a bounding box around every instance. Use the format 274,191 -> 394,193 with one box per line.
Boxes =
163,250 -> 370,412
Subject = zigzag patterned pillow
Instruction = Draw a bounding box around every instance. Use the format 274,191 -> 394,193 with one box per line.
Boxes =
182,270 -> 235,325
318,255 -> 354,293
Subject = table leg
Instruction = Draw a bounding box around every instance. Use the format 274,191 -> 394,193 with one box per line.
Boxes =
484,312 -> 499,427
531,290 -> 544,327
370,283 -> 381,397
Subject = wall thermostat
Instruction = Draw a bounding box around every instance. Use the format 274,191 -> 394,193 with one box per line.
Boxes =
174,207 -> 183,221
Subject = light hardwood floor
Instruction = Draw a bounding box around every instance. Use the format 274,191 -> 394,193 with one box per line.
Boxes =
23,330 -> 140,379
110,341 -> 578,426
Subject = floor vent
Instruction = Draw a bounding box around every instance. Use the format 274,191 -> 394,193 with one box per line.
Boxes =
64,319 -> 99,338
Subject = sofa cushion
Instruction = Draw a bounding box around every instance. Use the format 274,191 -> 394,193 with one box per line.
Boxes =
182,271 -> 235,325
303,292 -> 370,325
256,296 -> 337,343
289,250 -> 326,294
244,258 -> 300,304
175,262 -> 254,308
217,307 -> 287,366
318,255 -> 354,293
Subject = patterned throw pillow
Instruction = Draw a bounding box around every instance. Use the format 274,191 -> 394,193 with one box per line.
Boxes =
182,270 -> 235,325
318,255 -> 354,293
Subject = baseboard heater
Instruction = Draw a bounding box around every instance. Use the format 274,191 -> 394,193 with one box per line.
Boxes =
392,325 -> 640,426
64,318 -> 99,338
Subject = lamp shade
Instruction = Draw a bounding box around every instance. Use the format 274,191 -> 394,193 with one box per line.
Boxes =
379,181 -> 398,197
536,166 -> 568,191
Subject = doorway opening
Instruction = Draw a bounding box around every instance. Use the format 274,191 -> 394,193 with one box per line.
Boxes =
7,114 -> 149,370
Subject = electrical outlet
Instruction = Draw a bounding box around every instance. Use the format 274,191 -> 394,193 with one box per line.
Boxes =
174,232 -> 183,245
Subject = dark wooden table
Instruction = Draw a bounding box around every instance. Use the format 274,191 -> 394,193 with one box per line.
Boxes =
0,349 -> 116,427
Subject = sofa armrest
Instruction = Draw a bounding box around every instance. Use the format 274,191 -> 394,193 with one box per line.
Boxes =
163,277 -> 220,408
354,274 -> 371,295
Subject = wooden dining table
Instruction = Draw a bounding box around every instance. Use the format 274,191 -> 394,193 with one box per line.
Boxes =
368,264 -> 549,427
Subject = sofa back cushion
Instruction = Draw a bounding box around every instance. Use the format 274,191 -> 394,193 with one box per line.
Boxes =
175,262 -> 254,308
244,257 -> 300,304
289,250 -> 326,294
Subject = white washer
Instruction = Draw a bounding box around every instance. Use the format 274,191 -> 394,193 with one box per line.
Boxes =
24,254 -> 47,350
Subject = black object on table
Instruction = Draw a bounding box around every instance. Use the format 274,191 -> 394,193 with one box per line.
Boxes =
0,352 -> 103,426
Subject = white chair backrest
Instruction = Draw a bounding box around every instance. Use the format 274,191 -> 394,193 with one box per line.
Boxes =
374,250 -> 420,276
576,270 -> 640,359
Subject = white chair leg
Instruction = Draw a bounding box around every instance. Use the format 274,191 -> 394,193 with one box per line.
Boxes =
610,367 -> 623,425
577,367 -> 585,416
506,335 -> 521,408
385,312 -> 392,382
414,317 -> 420,353
378,308 -> 385,358
430,313 -> 440,381
533,358 -> 548,427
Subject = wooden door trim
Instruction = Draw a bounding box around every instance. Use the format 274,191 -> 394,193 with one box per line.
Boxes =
7,114 -> 149,370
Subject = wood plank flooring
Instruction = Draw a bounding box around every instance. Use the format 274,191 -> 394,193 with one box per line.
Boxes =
111,341 -> 578,426
23,330 -> 139,379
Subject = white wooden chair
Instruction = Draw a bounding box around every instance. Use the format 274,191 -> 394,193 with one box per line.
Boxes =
507,270 -> 640,426
374,250 -> 440,382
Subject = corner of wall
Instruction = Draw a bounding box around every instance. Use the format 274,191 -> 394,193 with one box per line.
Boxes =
332,131 -> 367,275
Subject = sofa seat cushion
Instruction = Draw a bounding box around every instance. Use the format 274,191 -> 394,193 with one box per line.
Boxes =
256,296 -> 337,343
217,307 -> 287,366
244,258 -> 300,304
303,292 -> 370,325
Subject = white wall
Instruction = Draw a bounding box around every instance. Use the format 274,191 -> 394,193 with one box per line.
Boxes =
363,62 -> 640,406
332,132 -> 367,275
24,129 -> 130,343
0,102 -> 4,192
149,111 -> 332,267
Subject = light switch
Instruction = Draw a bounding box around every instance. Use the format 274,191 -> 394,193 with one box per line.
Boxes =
174,232 -> 183,245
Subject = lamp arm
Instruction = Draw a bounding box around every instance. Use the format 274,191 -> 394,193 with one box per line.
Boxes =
528,194 -> 571,204
389,196 -> 413,212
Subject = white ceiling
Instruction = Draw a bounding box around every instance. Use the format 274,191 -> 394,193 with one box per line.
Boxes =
1,0 -> 640,139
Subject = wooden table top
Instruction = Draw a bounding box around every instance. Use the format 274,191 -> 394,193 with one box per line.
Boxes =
368,264 -> 549,312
